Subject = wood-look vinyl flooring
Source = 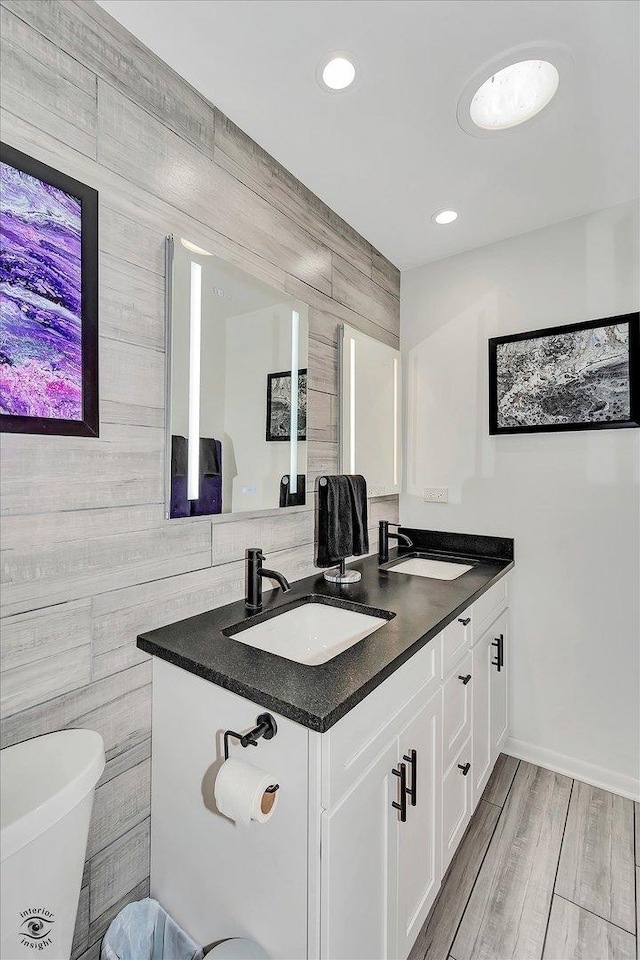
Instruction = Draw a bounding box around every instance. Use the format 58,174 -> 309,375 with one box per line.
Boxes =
409,756 -> 637,960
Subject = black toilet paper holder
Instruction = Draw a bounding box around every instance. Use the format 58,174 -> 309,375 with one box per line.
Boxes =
223,713 -> 279,792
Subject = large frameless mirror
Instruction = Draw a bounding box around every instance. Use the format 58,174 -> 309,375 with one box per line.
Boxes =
166,237 -> 309,518
339,323 -> 401,496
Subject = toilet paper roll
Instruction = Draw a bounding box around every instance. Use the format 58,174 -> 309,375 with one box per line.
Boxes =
214,757 -> 279,824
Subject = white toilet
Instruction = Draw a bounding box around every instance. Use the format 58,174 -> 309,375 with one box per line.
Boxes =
1,729 -> 105,960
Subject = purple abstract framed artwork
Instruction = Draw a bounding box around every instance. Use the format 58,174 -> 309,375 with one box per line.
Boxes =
0,142 -> 98,436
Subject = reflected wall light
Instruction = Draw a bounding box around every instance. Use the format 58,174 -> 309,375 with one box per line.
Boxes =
187,260 -> 202,501
290,309 -> 300,495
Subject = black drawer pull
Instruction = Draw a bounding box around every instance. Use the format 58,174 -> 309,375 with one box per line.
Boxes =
392,763 -> 407,822
403,749 -> 417,806
458,617 -> 471,626
491,633 -> 504,672
458,674 -> 472,685
458,762 -> 471,776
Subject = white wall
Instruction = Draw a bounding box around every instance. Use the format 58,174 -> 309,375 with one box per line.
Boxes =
401,200 -> 640,798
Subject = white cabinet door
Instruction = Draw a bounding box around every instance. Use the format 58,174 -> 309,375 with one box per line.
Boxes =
489,611 -> 508,762
320,740 -> 399,960
442,737 -> 472,872
471,629 -> 492,807
396,690 -> 442,960
472,611 -> 509,805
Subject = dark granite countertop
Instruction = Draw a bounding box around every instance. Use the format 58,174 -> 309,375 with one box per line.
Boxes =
138,529 -> 514,732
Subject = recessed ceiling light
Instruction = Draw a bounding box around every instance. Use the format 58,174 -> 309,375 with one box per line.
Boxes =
432,209 -> 458,225
317,54 -> 357,92
470,60 -> 559,130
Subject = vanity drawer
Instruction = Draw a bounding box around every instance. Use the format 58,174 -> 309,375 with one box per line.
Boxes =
442,651 -> 472,771
472,574 -> 509,645
321,638 -> 441,809
441,613 -> 472,678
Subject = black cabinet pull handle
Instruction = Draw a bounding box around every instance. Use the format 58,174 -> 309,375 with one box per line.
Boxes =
458,674 -> 472,685
392,763 -> 407,822
403,749 -> 417,806
491,633 -> 504,672
458,762 -> 471,776
458,617 -> 471,626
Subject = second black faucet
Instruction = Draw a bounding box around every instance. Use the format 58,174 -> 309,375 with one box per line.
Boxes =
378,521 -> 413,565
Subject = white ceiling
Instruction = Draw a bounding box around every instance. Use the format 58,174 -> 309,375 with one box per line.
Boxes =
98,0 -> 640,270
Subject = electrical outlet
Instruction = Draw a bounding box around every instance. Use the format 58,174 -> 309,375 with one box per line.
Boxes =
424,487 -> 448,503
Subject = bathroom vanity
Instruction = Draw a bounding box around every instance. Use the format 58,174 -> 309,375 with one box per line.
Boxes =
138,530 -> 513,960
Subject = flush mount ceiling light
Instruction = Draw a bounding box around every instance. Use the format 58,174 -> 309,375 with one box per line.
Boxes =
457,43 -> 573,138
432,209 -> 458,225
470,60 -> 559,130
317,53 -> 357,92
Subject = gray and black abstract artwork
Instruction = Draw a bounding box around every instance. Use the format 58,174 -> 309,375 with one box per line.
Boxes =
489,316 -> 639,434
266,369 -> 307,441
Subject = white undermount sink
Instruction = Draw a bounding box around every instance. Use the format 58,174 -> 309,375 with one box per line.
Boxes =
224,598 -> 393,666
388,557 -> 474,580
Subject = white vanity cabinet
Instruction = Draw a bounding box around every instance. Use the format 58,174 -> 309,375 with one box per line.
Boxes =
320,641 -> 442,960
320,692 -> 443,960
149,574 -> 510,960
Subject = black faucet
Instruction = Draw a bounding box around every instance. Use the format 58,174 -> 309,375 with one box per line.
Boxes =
245,547 -> 291,611
378,521 -> 414,565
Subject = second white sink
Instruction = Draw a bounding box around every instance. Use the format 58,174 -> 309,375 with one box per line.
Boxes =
225,599 -> 392,665
388,557 -> 474,580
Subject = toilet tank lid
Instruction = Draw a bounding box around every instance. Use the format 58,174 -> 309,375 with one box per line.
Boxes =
1,730 -> 105,861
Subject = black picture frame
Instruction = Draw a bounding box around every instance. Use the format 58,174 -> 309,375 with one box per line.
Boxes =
266,368 -> 307,442
0,142 -> 99,437
488,313 -> 640,435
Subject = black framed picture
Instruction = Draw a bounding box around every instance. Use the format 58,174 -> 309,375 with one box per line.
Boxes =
0,142 -> 99,437
266,369 -> 307,441
488,313 -> 639,435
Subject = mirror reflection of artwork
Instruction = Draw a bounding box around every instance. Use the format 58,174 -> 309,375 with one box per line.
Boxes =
266,370 -> 307,441
0,142 -> 98,436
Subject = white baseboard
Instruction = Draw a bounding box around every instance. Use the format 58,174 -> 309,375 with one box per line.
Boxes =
504,737 -> 640,802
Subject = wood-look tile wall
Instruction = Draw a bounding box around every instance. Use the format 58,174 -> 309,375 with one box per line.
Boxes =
0,2 -> 400,955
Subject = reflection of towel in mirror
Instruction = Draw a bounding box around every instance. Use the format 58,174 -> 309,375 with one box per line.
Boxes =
170,436 -> 222,517
316,474 -> 368,567
171,435 -> 188,477
192,439 -> 222,515
170,436 -> 190,518
199,437 -> 221,476
279,474 -> 306,507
